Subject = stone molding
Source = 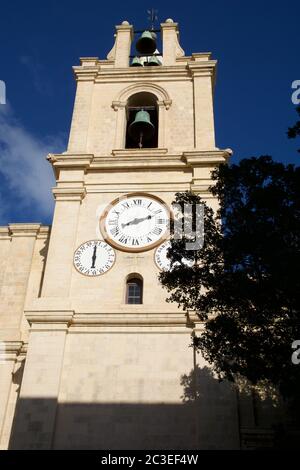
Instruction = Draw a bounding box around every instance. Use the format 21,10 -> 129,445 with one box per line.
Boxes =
23,310 -> 201,329
72,312 -> 194,327
183,149 -> 233,165
73,63 -> 193,82
48,150 -> 230,173
113,82 -> 172,107
111,148 -> 168,157
52,187 -> 86,202
0,341 -> 23,363
9,224 -> 41,237
0,227 -> 10,240
47,153 -> 93,179
0,224 -> 51,240
25,311 -> 74,332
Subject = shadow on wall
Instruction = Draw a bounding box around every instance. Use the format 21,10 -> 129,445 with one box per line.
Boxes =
181,365 -> 299,450
9,399 -> 210,450
8,365 -> 293,450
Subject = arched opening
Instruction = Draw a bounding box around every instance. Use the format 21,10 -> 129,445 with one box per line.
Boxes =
125,92 -> 158,149
125,274 -> 143,304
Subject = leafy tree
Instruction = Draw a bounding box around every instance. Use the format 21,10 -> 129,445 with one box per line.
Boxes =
287,105 -> 300,152
159,156 -> 300,406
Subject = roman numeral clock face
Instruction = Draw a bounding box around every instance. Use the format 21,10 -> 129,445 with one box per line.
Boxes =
73,240 -> 116,276
101,194 -> 170,252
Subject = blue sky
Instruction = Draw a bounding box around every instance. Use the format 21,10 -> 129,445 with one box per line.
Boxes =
0,0 -> 299,225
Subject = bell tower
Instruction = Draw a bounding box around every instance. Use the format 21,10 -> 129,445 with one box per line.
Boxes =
8,18 -> 241,450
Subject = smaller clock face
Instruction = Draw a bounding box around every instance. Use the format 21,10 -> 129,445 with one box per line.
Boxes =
155,241 -> 195,271
73,240 -> 115,276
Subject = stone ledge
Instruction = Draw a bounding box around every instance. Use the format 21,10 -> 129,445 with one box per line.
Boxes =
0,341 -> 23,362
0,224 -> 50,239
52,187 -> 86,201
9,223 -> 41,237
0,227 -> 11,240
72,312 -> 192,327
112,148 -> 168,157
184,149 -> 232,166
25,311 -> 74,328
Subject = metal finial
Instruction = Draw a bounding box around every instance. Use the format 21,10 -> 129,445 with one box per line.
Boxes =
147,8 -> 158,30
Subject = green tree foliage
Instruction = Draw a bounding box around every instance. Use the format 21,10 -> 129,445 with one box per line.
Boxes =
159,157 -> 300,403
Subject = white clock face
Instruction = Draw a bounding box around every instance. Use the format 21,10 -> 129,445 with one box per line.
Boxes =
155,241 -> 195,271
73,240 -> 115,276
101,194 -> 170,252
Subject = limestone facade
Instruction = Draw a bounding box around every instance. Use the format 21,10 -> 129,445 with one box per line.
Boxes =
0,19 -> 281,450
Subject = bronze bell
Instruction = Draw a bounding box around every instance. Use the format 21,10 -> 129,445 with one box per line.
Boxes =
145,55 -> 161,66
136,30 -> 157,55
130,56 -> 143,67
128,110 -> 155,148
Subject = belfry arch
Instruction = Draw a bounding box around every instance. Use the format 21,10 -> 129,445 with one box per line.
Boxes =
112,83 -> 172,149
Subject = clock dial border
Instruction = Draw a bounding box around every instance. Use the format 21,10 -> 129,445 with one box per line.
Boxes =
100,192 -> 172,253
154,240 -> 171,271
73,239 -> 116,277
154,240 -> 196,271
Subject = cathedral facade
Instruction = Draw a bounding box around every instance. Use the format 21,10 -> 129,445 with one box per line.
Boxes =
0,19 -> 279,450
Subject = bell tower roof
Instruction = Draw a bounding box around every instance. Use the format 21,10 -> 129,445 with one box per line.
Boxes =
60,17 -> 231,170
73,18 -> 215,75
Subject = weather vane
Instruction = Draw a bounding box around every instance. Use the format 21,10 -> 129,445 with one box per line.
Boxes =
147,8 -> 158,30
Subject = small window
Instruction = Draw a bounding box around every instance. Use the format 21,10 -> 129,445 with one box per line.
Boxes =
126,277 -> 143,304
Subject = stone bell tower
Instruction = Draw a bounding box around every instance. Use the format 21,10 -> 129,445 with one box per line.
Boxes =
1,18 -> 245,450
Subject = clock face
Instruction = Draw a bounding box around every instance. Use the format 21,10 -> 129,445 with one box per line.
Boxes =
101,194 -> 170,252
155,241 -> 195,271
73,240 -> 115,276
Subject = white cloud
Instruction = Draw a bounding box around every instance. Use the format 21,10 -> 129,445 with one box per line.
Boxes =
0,104 -> 66,222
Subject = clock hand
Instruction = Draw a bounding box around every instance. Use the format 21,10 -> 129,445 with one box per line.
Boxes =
91,245 -> 97,268
121,215 -> 152,229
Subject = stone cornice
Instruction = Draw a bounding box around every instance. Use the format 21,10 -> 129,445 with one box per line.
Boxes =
72,49 -> 217,82
72,312 -> 190,327
36,226 -> 51,240
73,65 -> 100,81
47,150 -> 231,175
95,66 -> 191,83
25,311 -> 74,329
183,149 -> 232,166
191,52 -> 212,61
0,224 -> 51,240
73,64 -> 192,82
79,57 -> 99,66
47,153 -> 94,179
52,187 -> 86,201
0,227 -> 11,240
92,154 -> 185,170
9,223 -> 41,237
23,310 -> 196,329
73,62 -> 217,83
0,341 -> 23,362
187,61 -> 217,77
47,153 -> 93,167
